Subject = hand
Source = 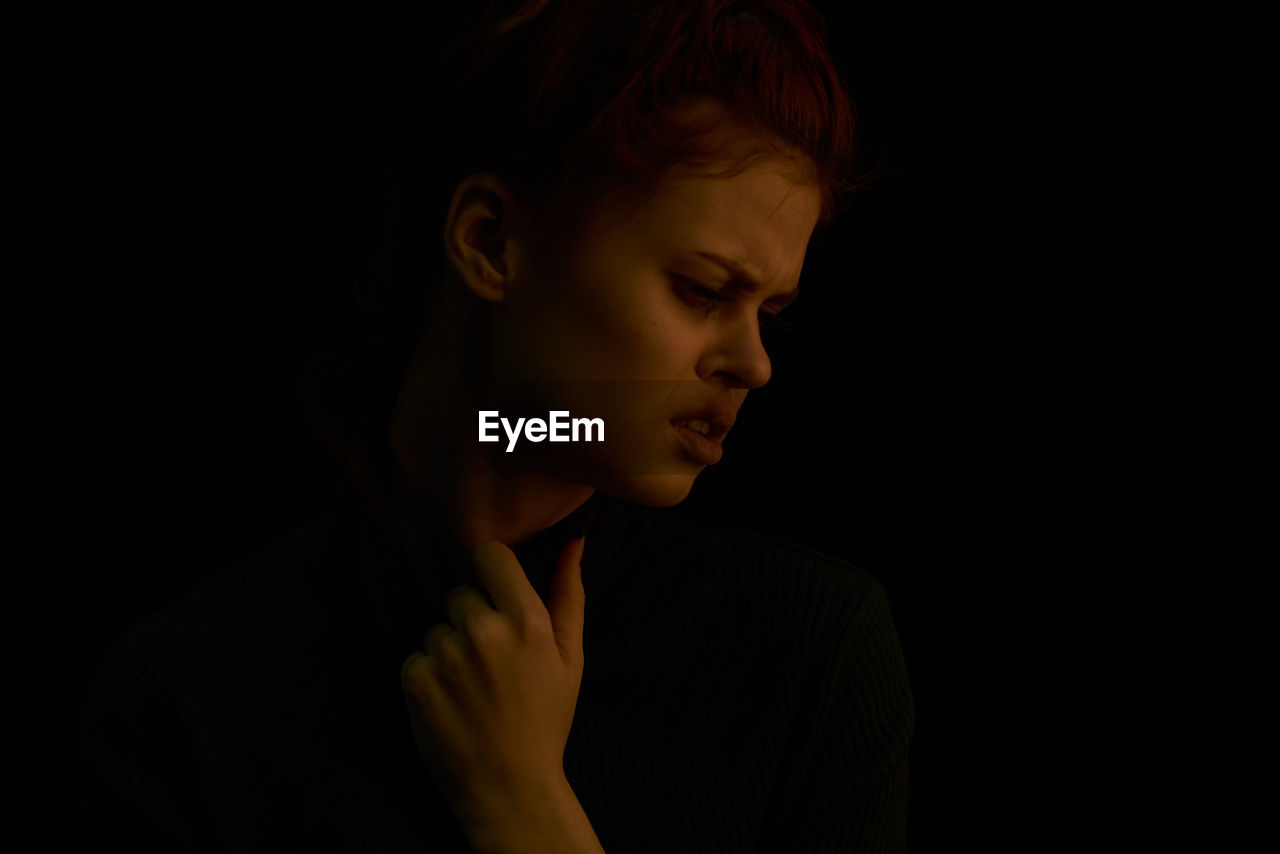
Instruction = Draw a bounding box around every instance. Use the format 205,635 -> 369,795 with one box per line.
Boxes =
400,535 -> 588,833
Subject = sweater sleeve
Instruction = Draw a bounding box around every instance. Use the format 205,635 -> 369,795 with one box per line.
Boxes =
79,636 -> 205,853
758,578 -> 915,853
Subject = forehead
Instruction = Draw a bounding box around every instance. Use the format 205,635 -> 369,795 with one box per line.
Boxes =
635,159 -> 822,282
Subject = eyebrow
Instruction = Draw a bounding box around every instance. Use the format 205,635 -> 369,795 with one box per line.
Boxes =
695,251 -> 800,304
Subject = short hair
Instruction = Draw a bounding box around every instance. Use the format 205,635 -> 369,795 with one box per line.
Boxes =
300,0 -> 862,509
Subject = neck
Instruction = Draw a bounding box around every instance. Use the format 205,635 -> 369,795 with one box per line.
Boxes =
380,306 -> 596,592
384,377 -> 594,586
391,452 -> 594,561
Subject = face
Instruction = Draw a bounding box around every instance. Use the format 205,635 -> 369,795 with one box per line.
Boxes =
483,151 -> 822,507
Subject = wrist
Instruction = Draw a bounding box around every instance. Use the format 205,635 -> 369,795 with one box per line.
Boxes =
460,775 -> 602,854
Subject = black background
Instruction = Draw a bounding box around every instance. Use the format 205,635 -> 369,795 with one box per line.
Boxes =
9,1 -> 1274,850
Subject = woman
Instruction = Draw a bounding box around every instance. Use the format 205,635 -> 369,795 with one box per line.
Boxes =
81,2 -> 913,851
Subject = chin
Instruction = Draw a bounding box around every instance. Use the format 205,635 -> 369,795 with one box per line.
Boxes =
597,472 -> 700,508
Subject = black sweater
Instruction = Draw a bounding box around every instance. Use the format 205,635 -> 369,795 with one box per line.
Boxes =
79,489 -> 914,852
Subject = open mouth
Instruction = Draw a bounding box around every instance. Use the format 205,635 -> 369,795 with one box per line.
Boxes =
673,419 -> 713,436
671,420 -> 726,465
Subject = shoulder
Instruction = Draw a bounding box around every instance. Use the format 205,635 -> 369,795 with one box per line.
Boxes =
596,496 -> 908,684
88,509 -> 350,712
596,497 -> 915,780
669,515 -> 915,794
607,498 -> 892,642
78,510 -> 358,847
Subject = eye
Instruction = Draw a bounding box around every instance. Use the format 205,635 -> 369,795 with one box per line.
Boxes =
672,274 -> 729,314
673,273 -> 796,343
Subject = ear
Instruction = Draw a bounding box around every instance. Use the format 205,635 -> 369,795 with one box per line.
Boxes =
442,174 -> 527,303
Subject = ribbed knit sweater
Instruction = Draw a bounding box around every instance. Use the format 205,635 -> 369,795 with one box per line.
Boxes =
79,488 -> 914,852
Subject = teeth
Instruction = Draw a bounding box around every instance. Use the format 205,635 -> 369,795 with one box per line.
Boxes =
681,420 -> 712,436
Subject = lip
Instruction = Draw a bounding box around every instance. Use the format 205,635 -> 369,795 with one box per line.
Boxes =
670,404 -> 736,466
670,405 -> 736,441
672,422 -> 724,465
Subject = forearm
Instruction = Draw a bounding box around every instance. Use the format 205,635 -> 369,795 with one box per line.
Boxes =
460,775 -> 605,854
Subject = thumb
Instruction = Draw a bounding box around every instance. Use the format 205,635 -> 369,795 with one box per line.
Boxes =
548,535 -> 586,668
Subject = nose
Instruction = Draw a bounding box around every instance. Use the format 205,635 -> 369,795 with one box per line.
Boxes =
699,308 -> 773,390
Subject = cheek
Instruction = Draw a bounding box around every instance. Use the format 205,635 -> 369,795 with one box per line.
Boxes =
519,249 -> 712,382
562,281 -> 693,373
605,275 -> 706,352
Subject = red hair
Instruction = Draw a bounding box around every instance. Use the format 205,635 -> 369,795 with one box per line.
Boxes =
420,0 -> 857,227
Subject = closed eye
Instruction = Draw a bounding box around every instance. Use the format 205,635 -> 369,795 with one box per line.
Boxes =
674,274 -> 796,344
672,274 -> 729,311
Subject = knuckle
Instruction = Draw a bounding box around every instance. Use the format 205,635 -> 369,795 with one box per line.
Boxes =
434,634 -> 467,667
444,584 -> 472,605
516,611 -> 552,644
423,624 -> 450,653
400,653 -> 433,697
461,610 -> 502,645
428,651 -> 466,691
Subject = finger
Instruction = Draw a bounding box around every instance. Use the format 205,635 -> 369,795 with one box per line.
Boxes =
471,541 -> 544,626
548,535 -> 586,668
423,621 -> 456,658
401,650 -> 439,705
401,650 -> 430,697
444,583 -> 496,633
